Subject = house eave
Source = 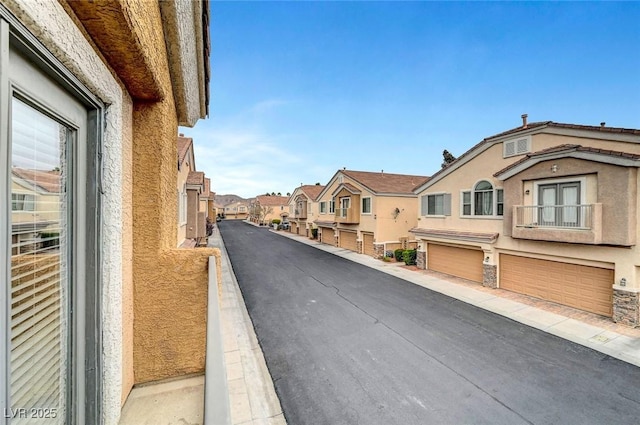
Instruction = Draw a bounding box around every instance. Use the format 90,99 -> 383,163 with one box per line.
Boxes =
410,227 -> 499,244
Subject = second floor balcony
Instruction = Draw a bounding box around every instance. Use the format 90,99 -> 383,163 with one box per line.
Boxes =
512,204 -> 603,244
335,207 -> 359,224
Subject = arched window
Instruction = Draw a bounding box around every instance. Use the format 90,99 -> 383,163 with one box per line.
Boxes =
474,181 -> 493,215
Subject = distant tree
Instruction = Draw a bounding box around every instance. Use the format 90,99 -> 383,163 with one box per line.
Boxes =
265,192 -> 270,196
271,192 -> 276,196
258,205 -> 273,225
277,192 -> 282,196
441,150 -> 456,168
286,192 -> 291,196
315,182 -> 321,185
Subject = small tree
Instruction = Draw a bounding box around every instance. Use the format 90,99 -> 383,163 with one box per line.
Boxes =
441,150 -> 456,168
258,205 -> 273,225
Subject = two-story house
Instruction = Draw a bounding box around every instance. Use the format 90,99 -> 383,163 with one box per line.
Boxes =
288,184 -> 325,236
177,135 -> 210,247
315,169 -> 429,257
412,116 -> 640,326
250,195 -> 290,225
224,201 -> 249,220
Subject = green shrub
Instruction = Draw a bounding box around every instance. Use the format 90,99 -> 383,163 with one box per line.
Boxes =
394,248 -> 405,262
402,249 -> 417,266
271,218 -> 281,225
311,228 -> 318,239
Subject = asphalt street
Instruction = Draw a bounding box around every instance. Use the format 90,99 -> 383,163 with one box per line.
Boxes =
219,220 -> 640,425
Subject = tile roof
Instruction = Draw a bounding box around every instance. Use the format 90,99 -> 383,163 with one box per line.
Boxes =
333,182 -> 361,195
12,168 -> 61,193
418,120 -> 640,190
187,171 -> 204,186
409,228 -> 499,244
256,195 -> 289,206
177,135 -> 192,166
300,184 -> 325,201
493,144 -> 640,177
202,178 -> 211,198
341,170 -> 429,194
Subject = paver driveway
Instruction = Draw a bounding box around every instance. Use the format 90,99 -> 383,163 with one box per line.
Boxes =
219,220 -> 640,425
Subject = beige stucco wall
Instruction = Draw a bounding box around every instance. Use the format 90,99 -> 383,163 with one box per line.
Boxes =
116,1 -> 215,384
374,196 -> 420,242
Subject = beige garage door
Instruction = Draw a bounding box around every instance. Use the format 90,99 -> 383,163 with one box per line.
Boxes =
428,244 -> 483,283
291,222 -> 297,234
319,227 -> 333,245
500,254 -> 613,317
339,230 -> 358,252
362,233 -> 375,256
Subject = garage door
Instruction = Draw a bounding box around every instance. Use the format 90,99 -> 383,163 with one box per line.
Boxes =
339,230 -> 358,252
500,254 -> 613,316
428,244 -> 483,283
319,227 -> 333,245
291,222 -> 297,234
362,233 -> 375,256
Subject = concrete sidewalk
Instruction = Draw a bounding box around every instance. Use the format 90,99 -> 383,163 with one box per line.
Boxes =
268,225 -> 640,368
209,227 -> 286,425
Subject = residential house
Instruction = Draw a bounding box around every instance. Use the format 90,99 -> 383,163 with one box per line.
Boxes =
250,195 -> 290,225
412,116 -> 640,326
314,170 -> 429,257
10,168 -> 61,255
0,1 -> 213,424
288,184 -> 325,236
201,178 -> 213,220
224,201 -> 249,220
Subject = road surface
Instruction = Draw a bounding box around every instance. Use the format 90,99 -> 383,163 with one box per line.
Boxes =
219,220 -> 640,425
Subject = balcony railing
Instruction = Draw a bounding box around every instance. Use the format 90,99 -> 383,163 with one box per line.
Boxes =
294,208 -> 307,219
515,204 -> 592,229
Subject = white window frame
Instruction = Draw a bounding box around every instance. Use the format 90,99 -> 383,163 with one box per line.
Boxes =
532,176 -> 587,207
460,180 -> 504,219
0,13 -> 105,423
329,199 -> 335,214
361,196 -> 372,215
319,201 -> 327,214
179,185 -> 187,225
421,192 -> 450,217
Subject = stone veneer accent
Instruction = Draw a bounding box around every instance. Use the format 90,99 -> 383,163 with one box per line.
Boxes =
417,250 -> 426,270
613,289 -> 640,327
482,264 -> 497,288
373,243 -> 385,259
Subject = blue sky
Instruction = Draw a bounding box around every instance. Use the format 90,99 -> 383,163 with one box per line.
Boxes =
181,1 -> 640,199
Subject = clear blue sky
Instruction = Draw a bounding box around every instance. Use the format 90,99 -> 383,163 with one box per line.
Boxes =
181,1 -> 640,199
